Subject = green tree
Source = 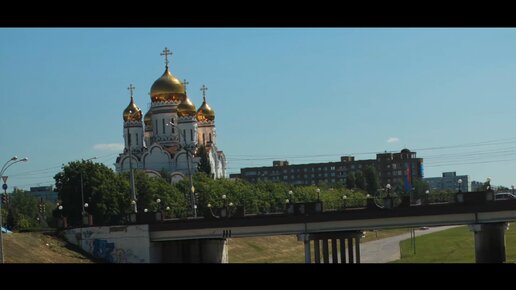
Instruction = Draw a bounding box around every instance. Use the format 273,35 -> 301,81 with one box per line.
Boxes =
412,178 -> 430,199
363,166 -> 380,196
355,171 -> 365,190
197,145 -> 212,177
345,173 -> 355,189
8,190 -> 41,230
54,160 -> 130,226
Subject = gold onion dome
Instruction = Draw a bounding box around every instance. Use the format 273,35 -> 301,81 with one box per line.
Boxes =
177,96 -> 197,117
150,67 -> 185,103
196,97 -> 215,122
123,97 -> 143,122
144,109 -> 152,127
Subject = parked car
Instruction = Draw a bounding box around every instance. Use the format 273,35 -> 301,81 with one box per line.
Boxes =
495,193 -> 516,201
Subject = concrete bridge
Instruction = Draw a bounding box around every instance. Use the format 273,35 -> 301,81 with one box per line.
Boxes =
62,191 -> 516,263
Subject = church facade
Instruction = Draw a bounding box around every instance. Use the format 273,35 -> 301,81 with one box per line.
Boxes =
115,48 -> 227,182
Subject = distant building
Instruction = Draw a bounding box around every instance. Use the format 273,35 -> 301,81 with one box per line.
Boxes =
424,172 -> 470,192
471,181 -> 484,191
234,149 -> 423,192
29,186 -> 58,203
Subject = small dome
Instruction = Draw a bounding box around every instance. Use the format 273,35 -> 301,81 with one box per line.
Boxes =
150,67 -> 185,103
123,97 -> 142,122
144,109 -> 152,127
196,97 -> 215,122
401,148 -> 411,154
177,96 -> 197,117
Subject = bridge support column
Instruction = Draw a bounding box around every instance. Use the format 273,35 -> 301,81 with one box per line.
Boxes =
469,222 -> 508,263
298,231 -> 362,263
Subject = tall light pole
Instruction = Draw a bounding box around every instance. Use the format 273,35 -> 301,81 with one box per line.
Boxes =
127,111 -> 137,213
0,155 -> 28,264
167,122 -> 197,217
80,157 -> 96,217
458,178 -> 463,192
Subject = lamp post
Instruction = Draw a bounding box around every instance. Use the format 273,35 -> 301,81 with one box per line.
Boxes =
316,188 -> 320,201
386,183 -> 391,196
0,155 -> 28,264
166,122 -> 196,217
384,183 -> 392,209
486,177 -> 491,191
425,190 -> 430,204
512,185 -> 515,195
221,194 -> 228,218
458,179 -> 463,193
126,114 -> 138,214
80,157 -> 96,219
288,190 -> 293,203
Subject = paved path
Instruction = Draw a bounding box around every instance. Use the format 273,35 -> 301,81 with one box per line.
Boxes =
360,226 -> 459,263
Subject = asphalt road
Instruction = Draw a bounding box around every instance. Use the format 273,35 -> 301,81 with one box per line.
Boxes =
360,226 -> 459,263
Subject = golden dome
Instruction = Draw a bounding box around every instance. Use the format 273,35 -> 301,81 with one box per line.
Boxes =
177,96 -> 197,117
123,97 -> 143,122
144,109 -> 152,127
196,97 -> 215,122
150,67 -> 185,103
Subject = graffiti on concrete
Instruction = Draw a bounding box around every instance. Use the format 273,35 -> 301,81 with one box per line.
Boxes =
93,239 -> 115,263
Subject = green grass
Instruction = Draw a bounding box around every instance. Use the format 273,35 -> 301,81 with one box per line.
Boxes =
396,225 -> 516,263
229,228 -> 410,263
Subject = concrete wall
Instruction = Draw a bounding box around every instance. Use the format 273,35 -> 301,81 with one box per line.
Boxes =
63,224 -> 151,263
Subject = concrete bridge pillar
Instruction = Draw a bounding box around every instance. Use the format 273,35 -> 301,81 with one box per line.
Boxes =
469,222 -> 508,263
158,238 -> 228,263
298,231 -> 362,263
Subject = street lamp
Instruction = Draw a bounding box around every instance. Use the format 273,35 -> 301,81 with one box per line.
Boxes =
384,184 -> 393,209
511,185 -> 515,195
126,111 -> 137,214
486,177 -> 491,191
316,188 -> 320,201
0,155 -> 28,264
166,122 -> 197,218
458,179 -> 463,192
386,184 -> 392,196
79,157 -> 96,218
288,190 -> 293,203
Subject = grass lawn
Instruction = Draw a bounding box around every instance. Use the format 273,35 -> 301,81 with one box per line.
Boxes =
396,224 -> 516,263
3,232 -> 94,263
229,228 -> 409,263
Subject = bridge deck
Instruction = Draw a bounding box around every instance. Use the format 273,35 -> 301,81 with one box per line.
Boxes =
149,200 -> 516,241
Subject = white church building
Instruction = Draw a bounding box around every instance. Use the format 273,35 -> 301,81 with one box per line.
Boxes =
115,48 -> 227,182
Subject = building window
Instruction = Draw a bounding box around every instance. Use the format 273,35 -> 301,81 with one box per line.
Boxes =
203,133 -> 205,144
170,118 -> 175,133
209,133 -> 212,143
330,166 -> 335,170
183,130 -> 186,142
136,133 -> 138,145
190,129 -> 194,141
162,119 -> 165,134
155,120 -> 158,135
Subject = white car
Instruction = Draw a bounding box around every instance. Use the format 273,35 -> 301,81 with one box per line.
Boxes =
495,193 -> 516,201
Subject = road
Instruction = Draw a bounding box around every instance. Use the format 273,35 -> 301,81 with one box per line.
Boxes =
360,226 -> 459,263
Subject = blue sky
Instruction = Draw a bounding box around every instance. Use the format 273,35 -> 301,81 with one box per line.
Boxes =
2,28 -> 516,191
